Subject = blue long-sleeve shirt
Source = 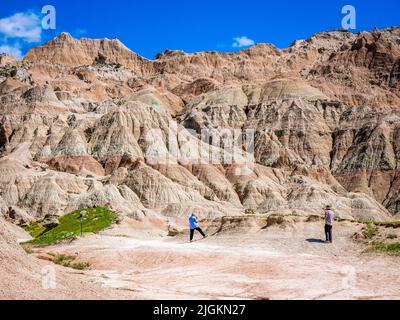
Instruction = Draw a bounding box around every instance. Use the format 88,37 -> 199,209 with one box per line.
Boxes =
189,214 -> 198,229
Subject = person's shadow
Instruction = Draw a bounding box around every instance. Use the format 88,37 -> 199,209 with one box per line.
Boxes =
306,238 -> 326,243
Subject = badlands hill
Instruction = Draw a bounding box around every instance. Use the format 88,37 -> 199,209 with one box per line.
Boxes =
0,27 -> 400,225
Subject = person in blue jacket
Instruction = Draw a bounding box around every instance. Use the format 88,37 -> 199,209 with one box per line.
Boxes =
188,213 -> 206,242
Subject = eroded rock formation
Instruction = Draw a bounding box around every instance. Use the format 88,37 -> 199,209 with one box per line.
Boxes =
0,27 -> 399,221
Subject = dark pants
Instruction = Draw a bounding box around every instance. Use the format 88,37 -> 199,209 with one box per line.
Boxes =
190,227 -> 205,241
325,224 -> 333,242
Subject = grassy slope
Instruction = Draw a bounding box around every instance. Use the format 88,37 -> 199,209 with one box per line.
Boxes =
24,222 -> 46,238
26,206 -> 118,246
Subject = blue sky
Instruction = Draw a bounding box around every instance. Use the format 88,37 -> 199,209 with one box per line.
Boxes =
0,0 -> 399,59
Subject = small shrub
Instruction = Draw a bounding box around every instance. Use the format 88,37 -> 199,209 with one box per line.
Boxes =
52,254 -> 75,266
51,253 -> 90,270
0,64 -> 17,77
70,262 -> 91,270
245,209 -> 255,215
21,243 -> 33,254
363,223 -> 379,239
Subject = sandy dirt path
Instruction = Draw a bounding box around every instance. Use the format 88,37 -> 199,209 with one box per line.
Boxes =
34,218 -> 400,300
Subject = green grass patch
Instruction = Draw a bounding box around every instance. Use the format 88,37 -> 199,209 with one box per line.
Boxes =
51,253 -> 91,270
26,206 -> 118,246
373,241 -> 400,256
24,222 -> 46,238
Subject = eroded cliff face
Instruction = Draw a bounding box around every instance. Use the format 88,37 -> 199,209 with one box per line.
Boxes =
0,27 -> 399,221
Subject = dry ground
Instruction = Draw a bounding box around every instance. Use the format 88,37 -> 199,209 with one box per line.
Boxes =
30,216 -> 400,300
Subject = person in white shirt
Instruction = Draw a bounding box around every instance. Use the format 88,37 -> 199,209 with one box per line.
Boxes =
324,205 -> 335,243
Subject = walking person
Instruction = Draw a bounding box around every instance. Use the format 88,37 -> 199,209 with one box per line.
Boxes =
324,205 -> 335,243
189,213 -> 206,242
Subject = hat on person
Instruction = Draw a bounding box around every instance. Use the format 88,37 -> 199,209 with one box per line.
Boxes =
325,205 -> 332,210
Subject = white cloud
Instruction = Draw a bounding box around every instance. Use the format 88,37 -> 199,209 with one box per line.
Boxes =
0,12 -> 42,43
0,44 -> 22,59
232,36 -> 255,48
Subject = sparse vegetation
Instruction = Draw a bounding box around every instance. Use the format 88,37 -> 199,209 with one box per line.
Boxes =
372,221 -> 400,228
0,64 -> 17,77
21,243 -> 33,254
360,221 -> 400,256
373,241 -> 400,256
245,209 -> 255,215
26,206 -> 118,246
51,253 -> 91,270
363,223 -> 379,239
